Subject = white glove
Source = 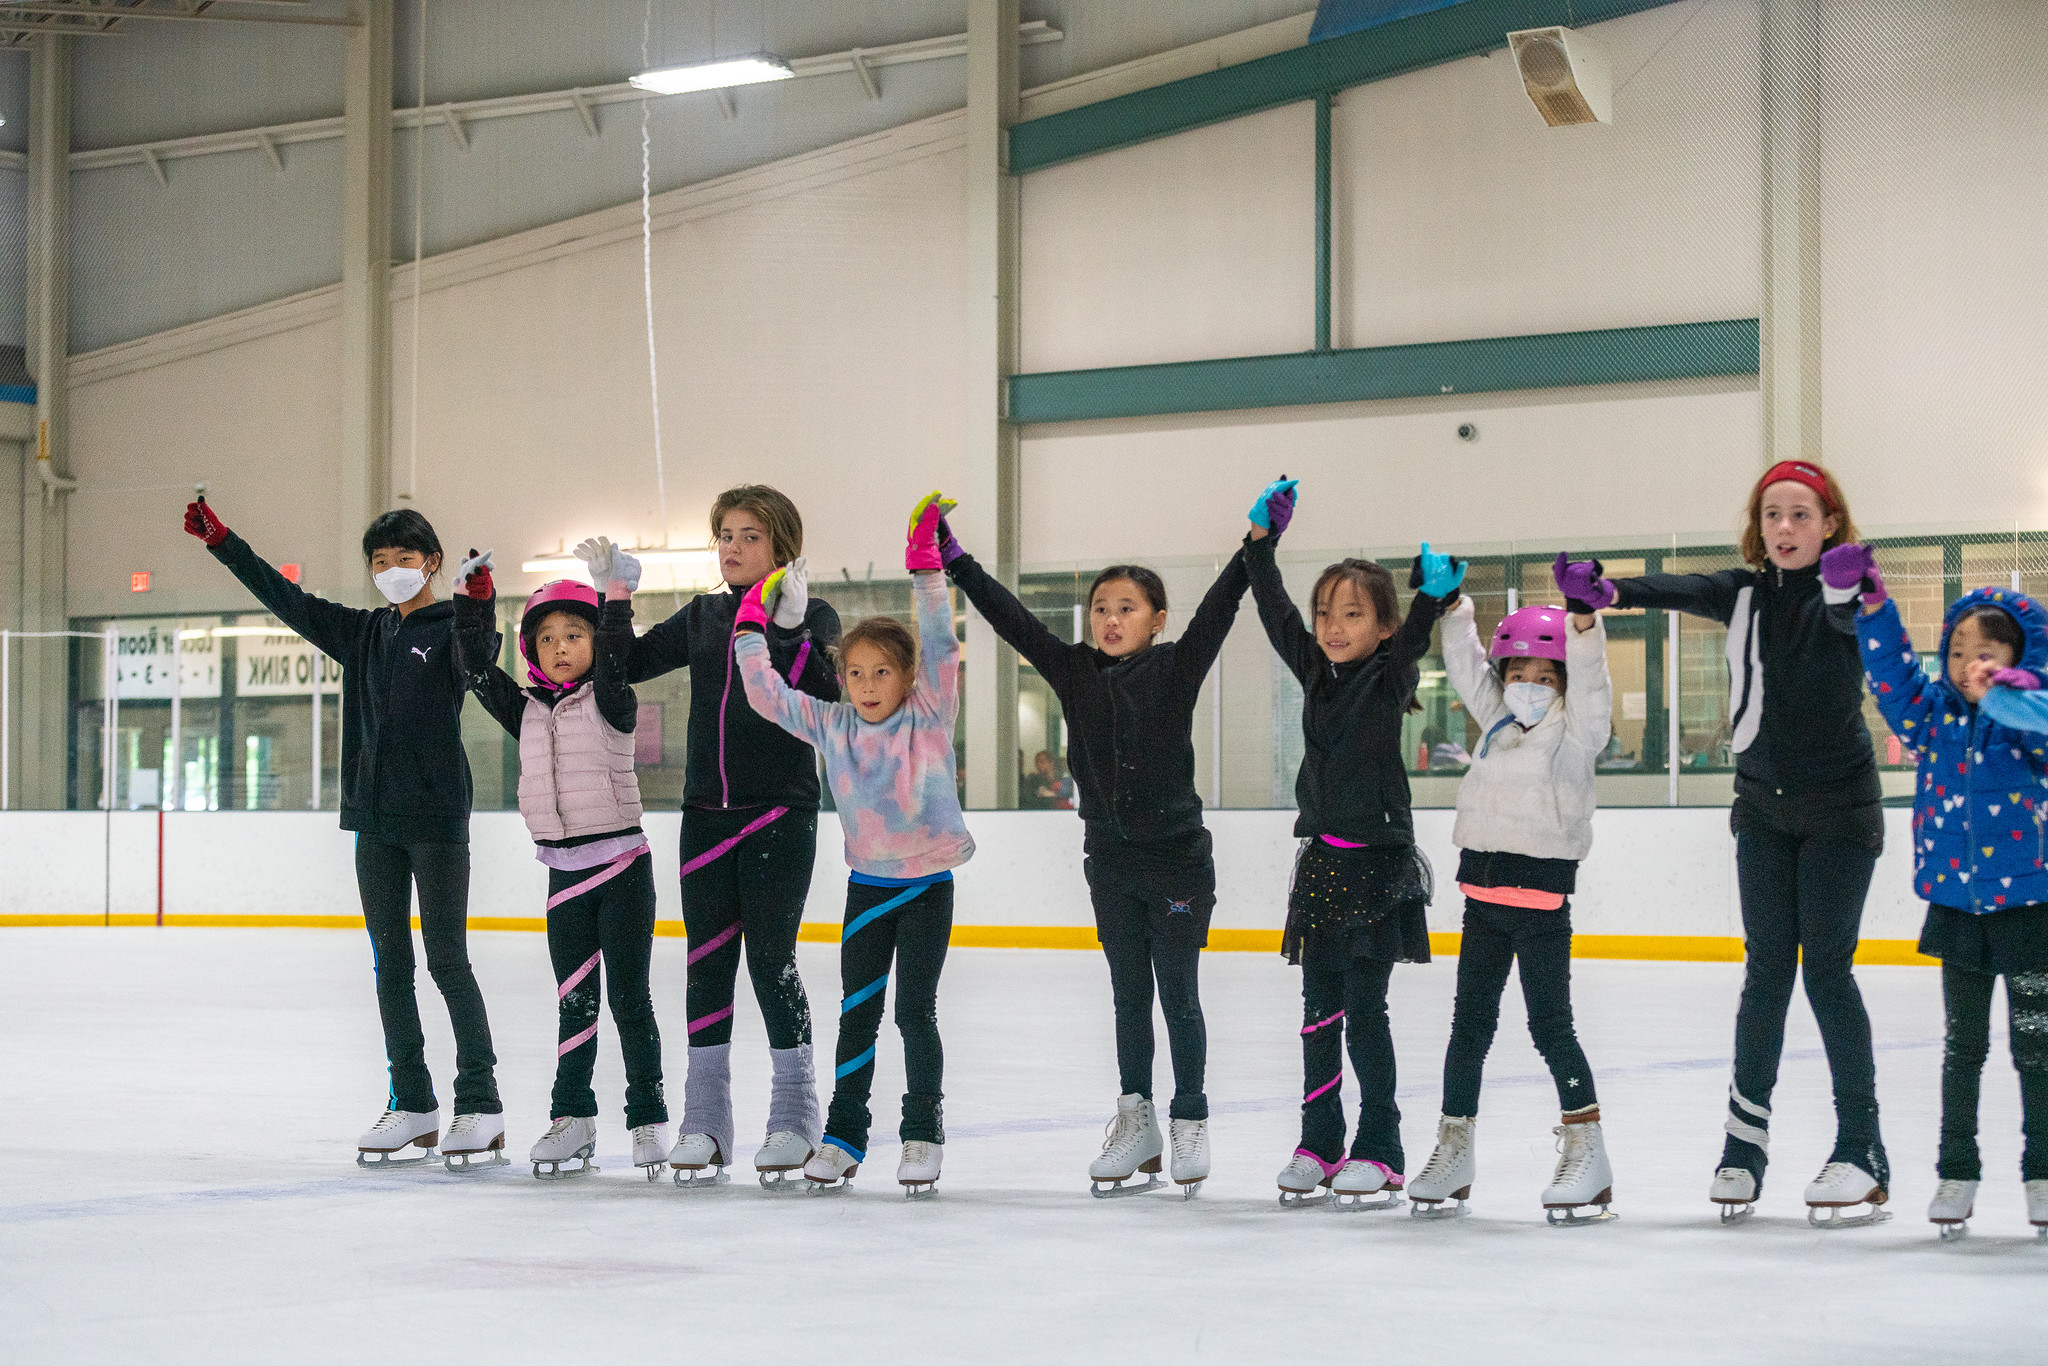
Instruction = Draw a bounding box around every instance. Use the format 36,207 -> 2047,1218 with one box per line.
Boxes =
454,548 -> 494,588
609,546 -> 642,595
573,536 -> 640,594
772,556 -> 808,630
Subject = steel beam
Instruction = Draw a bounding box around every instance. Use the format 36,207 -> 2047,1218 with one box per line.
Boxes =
338,0 -> 391,602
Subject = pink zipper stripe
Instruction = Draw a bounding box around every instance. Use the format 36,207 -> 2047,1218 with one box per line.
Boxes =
557,1022 -> 599,1056
687,1005 -> 735,1035
679,805 -> 789,879
685,922 -> 741,966
544,847 -> 648,911
788,640 -> 812,684
556,951 -> 600,1001
718,638 -> 735,806
1320,834 -> 1370,848
1301,1009 -> 1345,1036
1304,1074 -> 1342,1105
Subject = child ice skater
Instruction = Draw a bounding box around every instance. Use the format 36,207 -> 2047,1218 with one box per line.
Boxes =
453,539 -> 667,1179
732,492 -> 973,1194
184,497 -> 503,1170
625,485 -> 841,1186
1843,548 -> 2048,1239
1406,571 -> 1615,1222
942,506 -> 1249,1198
1242,478 -> 1452,1208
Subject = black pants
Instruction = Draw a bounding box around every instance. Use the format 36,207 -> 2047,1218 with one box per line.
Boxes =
1939,964 -> 2048,1182
1087,858 -> 1213,1122
1299,953 -> 1402,1171
356,833 -> 499,1116
822,878 -> 954,1157
546,850 -> 667,1129
1441,899 -> 1596,1119
1723,807 -> 1885,1183
679,806 -> 816,1049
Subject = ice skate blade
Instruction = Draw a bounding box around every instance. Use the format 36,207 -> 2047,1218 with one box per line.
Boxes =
1090,1174 -> 1166,1199
357,1148 -> 438,1170
901,1181 -> 937,1200
1716,1201 -> 1755,1225
441,1149 -> 509,1174
757,1169 -> 807,1191
1546,1205 -> 1618,1227
1335,1190 -> 1405,1212
1409,1197 -> 1468,1220
2035,1225 -> 2047,1243
638,1162 -> 666,1183
1807,1204 -> 1891,1229
671,1165 -> 730,1189
1178,1180 -> 1203,1201
532,1156 -> 598,1180
804,1178 -> 853,1195
1277,1188 -> 1332,1209
1935,1221 -> 1969,1242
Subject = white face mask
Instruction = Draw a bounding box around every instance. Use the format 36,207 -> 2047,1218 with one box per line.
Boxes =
1503,680 -> 1556,727
373,565 -> 428,605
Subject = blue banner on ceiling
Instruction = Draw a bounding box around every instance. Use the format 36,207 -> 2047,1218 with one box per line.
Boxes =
1309,0 -> 1471,43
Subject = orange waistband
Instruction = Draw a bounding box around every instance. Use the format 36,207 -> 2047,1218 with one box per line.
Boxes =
1458,883 -> 1567,911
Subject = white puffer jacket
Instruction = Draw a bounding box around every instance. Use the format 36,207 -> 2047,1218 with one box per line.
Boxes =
1442,596 -> 1611,861
517,683 -> 642,842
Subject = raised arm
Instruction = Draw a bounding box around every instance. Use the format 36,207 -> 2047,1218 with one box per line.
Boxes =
1441,596 -> 1508,732
451,568 -> 526,739
1170,545 -> 1251,699
1562,613 -> 1614,753
186,499 -> 368,659
945,548 -> 1083,691
909,571 -> 960,724
732,569 -> 838,746
1855,596 -> 1942,754
1245,532 -> 1319,686
1611,568 -> 1744,624
572,537 -> 642,734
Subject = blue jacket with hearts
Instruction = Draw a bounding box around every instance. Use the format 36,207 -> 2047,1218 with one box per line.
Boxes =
1857,586 -> 2048,913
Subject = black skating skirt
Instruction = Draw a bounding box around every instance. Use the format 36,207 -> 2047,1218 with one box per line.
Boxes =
1918,901 -> 2048,976
1282,838 -> 1433,968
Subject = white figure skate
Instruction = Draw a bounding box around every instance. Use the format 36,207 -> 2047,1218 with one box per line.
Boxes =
2027,1179 -> 2048,1242
755,1131 -> 815,1190
1804,1161 -> 1890,1228
898,1141 -> 943,1199
356,1108 -> 440,1169
1542,1118 -> 1617,1226
1408,1116 -> 1475,1219
439,1112 -> 507,1174
631,1123 -> 669,1182
668,1132 -> 730,1189
803,1141 -> 859,1193
1169,1119 -> 1209,1200
1089,1094 -> 1165,1198
530,1115 -> 599,1179
1927,1178 -> 1977,1241
1276,1150 -> 1337,1208
1333,1159 -> 1404,1212
1710,1166 -> 1759,1224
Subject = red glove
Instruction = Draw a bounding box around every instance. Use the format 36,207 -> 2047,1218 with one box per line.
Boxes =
184,497 -> 228,548
455,548 -> 495,601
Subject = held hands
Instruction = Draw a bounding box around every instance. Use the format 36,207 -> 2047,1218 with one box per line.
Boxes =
573,536 -> 642,596
773,556 -> 810,629
1552,553 -> 1617,613
1411,542 -> 1467,601
906,490 -> 959,573
1819,542 -> 1888,610
1247,476 -> 1298,539
454,548 -> 495,601
1989,665 -> 2042,693
735,564 -> 788,633
183,496 -> 229,548
934,516 -> 965,568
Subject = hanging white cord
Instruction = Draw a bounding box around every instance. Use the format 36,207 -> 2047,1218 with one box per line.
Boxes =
406,0 -> 426,499
640,0 -> 668,539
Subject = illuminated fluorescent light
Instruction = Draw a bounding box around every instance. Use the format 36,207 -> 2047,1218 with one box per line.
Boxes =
522,548 -> 722,581
629,54 -> 794,96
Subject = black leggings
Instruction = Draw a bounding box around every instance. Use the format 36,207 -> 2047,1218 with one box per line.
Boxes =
1723,815 -> 1884,1183
1299,953 -> 1402,1171
1088,860 -> 1212,1123
1939,964 -> 2048,1182
1441,899 -> 1596,1119
546,849 -> 666,1129
678,806 -> 816,1049
823,878 -> 954,1157
356,834 -> 498,1116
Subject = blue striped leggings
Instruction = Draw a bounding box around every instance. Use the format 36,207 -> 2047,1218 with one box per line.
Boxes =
822,877 -> 955,1159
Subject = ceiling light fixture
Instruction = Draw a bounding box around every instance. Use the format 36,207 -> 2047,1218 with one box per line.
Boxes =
521,548 -> 722,584
629,54 -> 795,96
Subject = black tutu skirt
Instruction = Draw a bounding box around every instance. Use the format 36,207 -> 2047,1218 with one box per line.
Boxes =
1918,901 -> 2048,975
1283,838 -> 1433,968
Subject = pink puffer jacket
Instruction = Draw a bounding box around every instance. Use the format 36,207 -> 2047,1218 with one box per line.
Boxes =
517,684 -> 641,841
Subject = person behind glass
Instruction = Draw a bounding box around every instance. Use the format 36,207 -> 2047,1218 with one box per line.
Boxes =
1024,750 -> 1073,811
1410,564 -> 1615,1222
623,486 -> 841,1186
731,492 -> 974,1195
182,498 -> 502,1169
939,509 -> 1250,1198
1842,548 -> 2048,1239
451,540 -> 669,1180
1556,459 -> 1890,1224
1242,478 -> 1454,1207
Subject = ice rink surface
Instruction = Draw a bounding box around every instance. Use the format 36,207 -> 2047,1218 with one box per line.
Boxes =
4,928 -> 2042,1365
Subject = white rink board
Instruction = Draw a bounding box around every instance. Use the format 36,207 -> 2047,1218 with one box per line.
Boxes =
0,807 -> 1932,943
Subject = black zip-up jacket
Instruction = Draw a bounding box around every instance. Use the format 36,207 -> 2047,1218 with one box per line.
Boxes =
946,546 -> 1250,866
1614,560 -> 1878,806
207,531 -> 472,843
625,586 -> 841,810
1246,534 -> 1449,847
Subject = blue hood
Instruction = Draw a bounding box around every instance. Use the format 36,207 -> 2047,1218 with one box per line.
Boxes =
1938,586 -> 2048,697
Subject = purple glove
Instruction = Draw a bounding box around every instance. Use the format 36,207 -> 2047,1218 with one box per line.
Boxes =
1820,542 -> 1887,608
1267,487 -> 1296,537
1552,553 -> 1616,611
1248,476 -> 1298,535
934,515 -> 965,568
1992,667 -> 2042,692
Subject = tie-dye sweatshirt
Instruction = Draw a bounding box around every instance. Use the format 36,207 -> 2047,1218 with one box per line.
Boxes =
736,570 -> 974,880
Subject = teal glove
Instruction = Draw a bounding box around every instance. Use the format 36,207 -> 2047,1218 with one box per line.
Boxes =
1247,476 -> 1299,532
1414,542 -> 1467,599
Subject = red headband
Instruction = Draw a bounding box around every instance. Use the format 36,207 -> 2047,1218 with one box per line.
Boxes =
1759,459 -> 1833,512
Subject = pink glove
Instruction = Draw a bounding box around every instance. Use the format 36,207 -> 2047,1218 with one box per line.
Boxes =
906,490 -> 959,573
734,566 -> 785,633
1992,667 -> 2042,692
1552,554 -> 1617,611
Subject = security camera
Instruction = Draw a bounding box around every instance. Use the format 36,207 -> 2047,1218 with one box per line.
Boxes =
1456,423 -> 1478,443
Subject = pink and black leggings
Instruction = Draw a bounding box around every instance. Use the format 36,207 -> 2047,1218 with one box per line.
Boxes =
1297,953 -> 1402,1175
678,805 -> 817,1051
546,848 -> 667,1129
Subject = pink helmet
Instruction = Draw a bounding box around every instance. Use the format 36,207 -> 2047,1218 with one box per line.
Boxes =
519,580 -> 602,689
1490,604 -> 1570,665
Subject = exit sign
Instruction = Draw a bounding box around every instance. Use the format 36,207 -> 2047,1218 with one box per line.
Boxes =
280,563 -> 301,583
130,571 -> 151,593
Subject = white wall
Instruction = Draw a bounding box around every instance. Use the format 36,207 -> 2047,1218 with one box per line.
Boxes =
0,807 -> 1930,944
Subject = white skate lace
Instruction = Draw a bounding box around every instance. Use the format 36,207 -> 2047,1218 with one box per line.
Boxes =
1100,1111 -> 1142,1161
542,1116 -> 577,1140
902,1141 -> 933,1169
1551,1125 -> 1592,1185
1417,1125 -> 1467,1184
368,1110 -> 404,1132
446,1114 -> 478,1138
1171,1123 -> 1203,1161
